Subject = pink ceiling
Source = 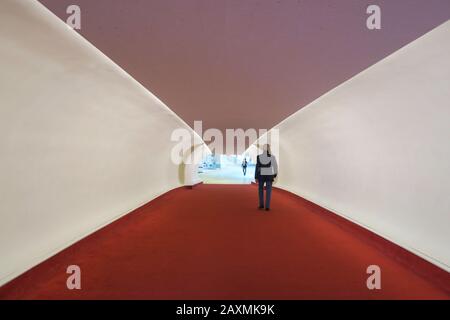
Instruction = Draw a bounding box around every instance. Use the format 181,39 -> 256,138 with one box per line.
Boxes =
38,0 -> 450,134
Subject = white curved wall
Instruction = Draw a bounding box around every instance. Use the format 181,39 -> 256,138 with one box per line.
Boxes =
0,0 -> 201,285
266,21 -> 450,271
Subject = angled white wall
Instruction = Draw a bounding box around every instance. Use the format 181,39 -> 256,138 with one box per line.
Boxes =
263,21 -> 450,271
0,0 -> 202,285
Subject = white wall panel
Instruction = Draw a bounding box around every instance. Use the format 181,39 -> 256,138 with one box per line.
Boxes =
0,0 -> 201,285
264,21 -> 450,271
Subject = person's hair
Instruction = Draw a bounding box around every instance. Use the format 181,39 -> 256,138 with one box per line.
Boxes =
262,144 -> 271,154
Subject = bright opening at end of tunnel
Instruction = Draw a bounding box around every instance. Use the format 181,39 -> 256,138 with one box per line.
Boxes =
198,154 -> 255,184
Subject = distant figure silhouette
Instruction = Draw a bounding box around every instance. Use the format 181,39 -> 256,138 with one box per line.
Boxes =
255,144 -> 278,211
242,158 -> 248,176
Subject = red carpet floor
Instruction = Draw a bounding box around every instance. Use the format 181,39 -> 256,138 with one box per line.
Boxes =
0,184 -> 449,299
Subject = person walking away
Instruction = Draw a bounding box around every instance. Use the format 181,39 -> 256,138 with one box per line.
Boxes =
242,158 -> 248,176
254,144 -> 278,211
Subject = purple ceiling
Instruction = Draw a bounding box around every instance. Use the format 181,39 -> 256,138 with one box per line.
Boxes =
38,0 -> 450,133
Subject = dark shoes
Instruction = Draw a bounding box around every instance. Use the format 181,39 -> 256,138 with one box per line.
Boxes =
258,206 -> 264,209
265,208 -> 270,211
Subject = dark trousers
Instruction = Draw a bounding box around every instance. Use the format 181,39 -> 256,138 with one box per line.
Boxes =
243,167 -> 247,175
258,179 -> 272,209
